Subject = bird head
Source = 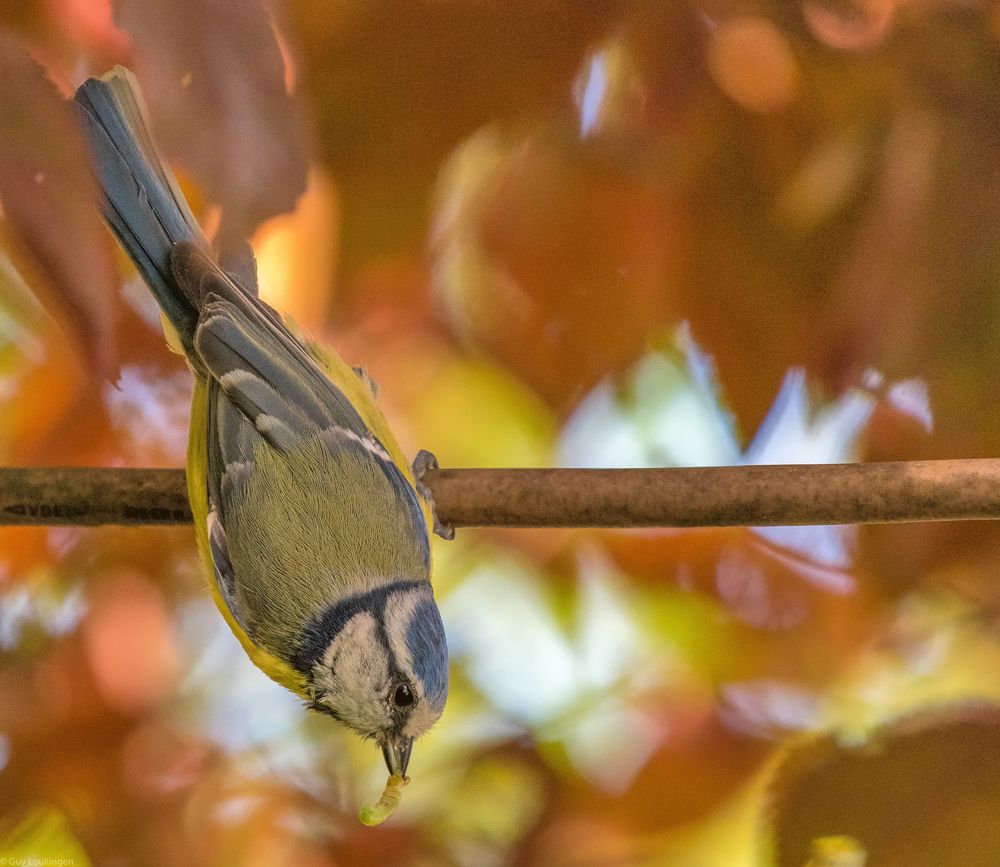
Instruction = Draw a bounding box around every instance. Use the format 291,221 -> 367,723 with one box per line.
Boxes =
303,581 -> 448,775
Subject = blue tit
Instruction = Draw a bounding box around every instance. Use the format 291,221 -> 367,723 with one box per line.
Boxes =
74,67 -> 448,778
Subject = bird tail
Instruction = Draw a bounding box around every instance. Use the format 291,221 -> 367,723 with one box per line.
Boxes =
74,66 -> 208,348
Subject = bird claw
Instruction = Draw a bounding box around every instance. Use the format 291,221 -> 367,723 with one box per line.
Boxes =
412,449 -> 454,540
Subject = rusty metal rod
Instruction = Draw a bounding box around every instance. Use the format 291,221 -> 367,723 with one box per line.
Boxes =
0,467 -> 192,525
2,460 -> 1000,528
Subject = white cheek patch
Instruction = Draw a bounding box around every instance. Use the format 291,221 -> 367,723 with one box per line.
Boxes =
402,700 -> 444,739
313,612 -> 392,735
384,585 -> 447,737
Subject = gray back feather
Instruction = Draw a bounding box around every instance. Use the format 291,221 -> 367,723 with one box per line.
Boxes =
76,69 -> 432,672
166,247 -> 430,660
75,68 -> 210,351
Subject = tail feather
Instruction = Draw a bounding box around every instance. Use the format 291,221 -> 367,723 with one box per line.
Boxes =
74,66 -> 209,348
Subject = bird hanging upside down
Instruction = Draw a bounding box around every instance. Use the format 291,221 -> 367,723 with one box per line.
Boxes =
74,67 -> 449,796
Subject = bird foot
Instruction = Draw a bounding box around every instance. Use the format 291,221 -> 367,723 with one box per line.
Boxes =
412,449 -> 454,540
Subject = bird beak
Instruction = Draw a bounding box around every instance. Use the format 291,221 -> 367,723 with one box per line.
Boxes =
381,733 -> 413,778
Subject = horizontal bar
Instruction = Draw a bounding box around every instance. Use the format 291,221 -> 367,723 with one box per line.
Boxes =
2,460 -> 1000,528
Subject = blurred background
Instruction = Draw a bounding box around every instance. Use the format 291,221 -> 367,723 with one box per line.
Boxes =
1,1 -> 1000,864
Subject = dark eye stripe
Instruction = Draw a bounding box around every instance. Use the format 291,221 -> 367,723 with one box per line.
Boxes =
291,579 -> 427,675
307,700 -> 341,721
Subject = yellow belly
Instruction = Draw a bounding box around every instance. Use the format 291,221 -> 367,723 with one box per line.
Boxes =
186,378 -> 310,697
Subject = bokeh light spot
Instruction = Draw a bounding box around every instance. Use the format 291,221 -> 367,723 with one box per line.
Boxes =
84,573 -> 179,714
708,17 -> 800,113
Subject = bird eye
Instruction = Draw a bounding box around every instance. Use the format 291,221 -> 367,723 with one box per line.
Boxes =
392,683 -> 414,708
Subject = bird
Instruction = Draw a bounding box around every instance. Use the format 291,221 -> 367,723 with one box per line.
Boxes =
74,66 -> 449,781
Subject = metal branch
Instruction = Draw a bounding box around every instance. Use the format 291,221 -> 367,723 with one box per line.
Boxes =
2,460 -> 1000,528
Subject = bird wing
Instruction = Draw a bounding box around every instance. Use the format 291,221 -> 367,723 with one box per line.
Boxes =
171,244 -> 431,658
